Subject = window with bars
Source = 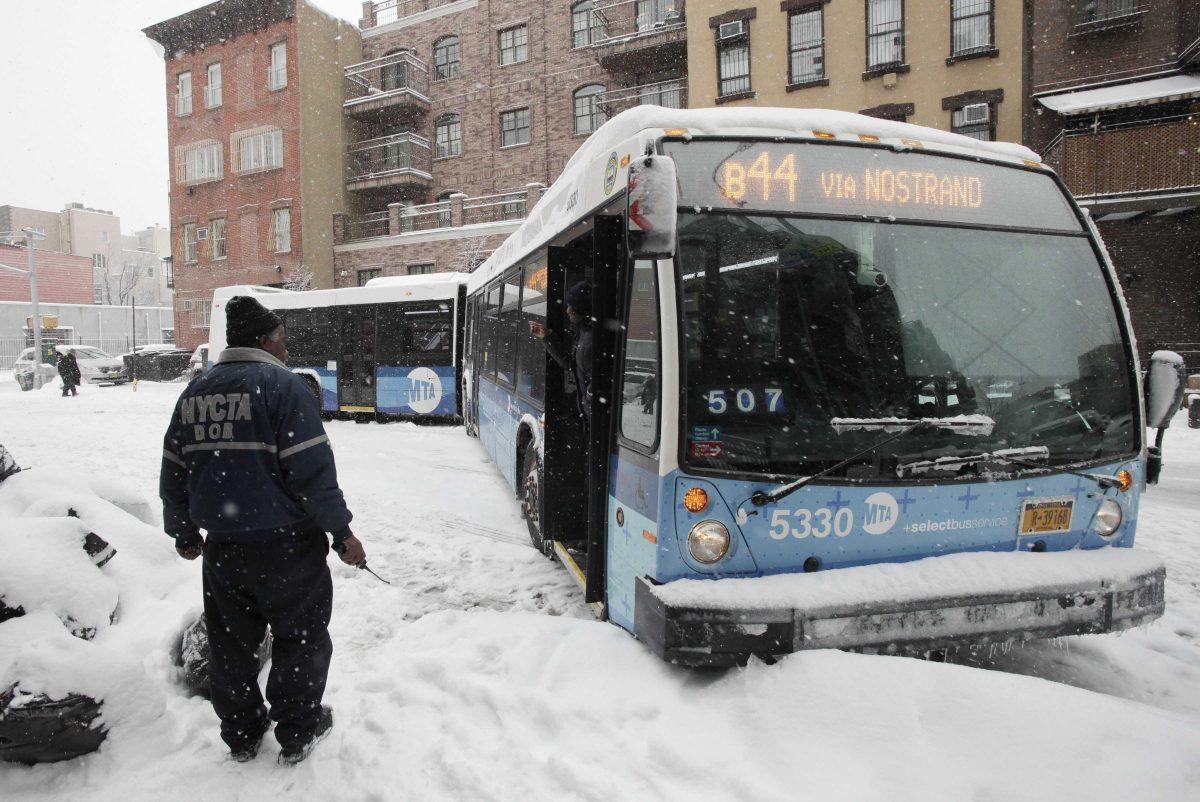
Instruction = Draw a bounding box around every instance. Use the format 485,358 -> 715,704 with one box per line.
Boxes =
211,218 -> 227,260
1075,0 -> 1139,24
788,8 -> 825,85
572,2 -> 602,47
408,263 -> 435,275
717,39 -> 751,97
498,26 -> 528,65
951,103 -> 994,141
177,141 -> 223,185
234,128 -> 284,174
433,36 -> 460,80
436,192 -> 455,227
195,299 -> 212,329
183,224 -> 198,263
574,85 -> 608,135
205,63 -> 222,108
272,208 -> 291,253
269,42 -> 287,90
175,72 -> 192,116
951,0 -> 993,56
358,268 -> 382,286
435,114 -> 462,158
500,108 -> 531,147
866,0 -> 904,71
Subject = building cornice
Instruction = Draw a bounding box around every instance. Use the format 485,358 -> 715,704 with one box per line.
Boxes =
144,0 -> 293,58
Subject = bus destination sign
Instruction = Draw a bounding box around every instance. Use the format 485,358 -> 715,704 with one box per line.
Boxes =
664,140 -> 1081,232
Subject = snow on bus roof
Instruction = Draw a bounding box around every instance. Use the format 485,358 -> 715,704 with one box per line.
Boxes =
470,106 -> 1042,290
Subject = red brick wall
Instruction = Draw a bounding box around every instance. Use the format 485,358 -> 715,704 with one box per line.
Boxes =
0,244 -> 94,304
162,16 -> 305,350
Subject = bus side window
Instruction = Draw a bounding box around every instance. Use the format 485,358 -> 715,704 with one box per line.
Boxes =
517,257 -> 547,402
483,282 -> 502,379
619,259 -> 660,450
496,269 -> 521,387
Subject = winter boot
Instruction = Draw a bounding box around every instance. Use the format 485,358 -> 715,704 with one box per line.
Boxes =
277,706 -> 333,766
228,717 -> 271,763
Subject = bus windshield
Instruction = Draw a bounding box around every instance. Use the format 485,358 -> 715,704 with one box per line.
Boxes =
675,200 -> 1137,480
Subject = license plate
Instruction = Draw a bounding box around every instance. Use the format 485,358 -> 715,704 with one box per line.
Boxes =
1019,498 -> 1074,535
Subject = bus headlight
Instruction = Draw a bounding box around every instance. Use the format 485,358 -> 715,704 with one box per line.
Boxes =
1094,498 -> 1123,538
688,520 -> 730,564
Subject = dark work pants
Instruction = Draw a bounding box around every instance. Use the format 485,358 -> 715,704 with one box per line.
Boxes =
201,524 -> 333,752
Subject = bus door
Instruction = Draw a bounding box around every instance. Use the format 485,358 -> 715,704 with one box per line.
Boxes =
337,305 -> 377,412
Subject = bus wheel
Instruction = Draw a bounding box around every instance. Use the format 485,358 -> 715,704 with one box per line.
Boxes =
521,446 -> 549,557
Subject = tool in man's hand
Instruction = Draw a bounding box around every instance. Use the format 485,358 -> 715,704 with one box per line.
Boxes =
333,541 -> 392,584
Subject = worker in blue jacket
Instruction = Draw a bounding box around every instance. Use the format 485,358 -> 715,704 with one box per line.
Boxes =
160,295 -> 365,766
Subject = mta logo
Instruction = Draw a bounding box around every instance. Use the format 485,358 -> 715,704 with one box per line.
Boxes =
412,377 -> 438,402
863,492 -> 899,536
406,367 -> 443,414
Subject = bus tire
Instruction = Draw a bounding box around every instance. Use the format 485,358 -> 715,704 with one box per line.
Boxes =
521,446 -> 549,557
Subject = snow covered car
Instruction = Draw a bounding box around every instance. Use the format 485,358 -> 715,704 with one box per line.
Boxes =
186,343 -> 210,378
13,345 -> 127,391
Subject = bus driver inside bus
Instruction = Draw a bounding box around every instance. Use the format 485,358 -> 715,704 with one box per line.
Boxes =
529,281 -> 593,424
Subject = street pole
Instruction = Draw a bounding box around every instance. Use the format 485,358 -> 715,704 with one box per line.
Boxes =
131,296 -> 138,389
21,228 -> 46,389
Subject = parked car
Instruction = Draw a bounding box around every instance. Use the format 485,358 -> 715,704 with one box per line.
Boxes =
186,343 -> 210,378
13,345 -> 127,391
121,344 -> 192,382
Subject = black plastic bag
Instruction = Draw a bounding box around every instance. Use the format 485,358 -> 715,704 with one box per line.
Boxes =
175,614 -> 272,698
0,684 -> 106,764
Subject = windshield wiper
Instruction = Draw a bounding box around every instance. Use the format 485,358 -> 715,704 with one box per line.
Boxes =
898,447 -> 1126,489
748,416 -> 995,508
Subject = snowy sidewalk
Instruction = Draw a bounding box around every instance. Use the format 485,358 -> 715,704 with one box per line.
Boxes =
1,377 -> 1198,801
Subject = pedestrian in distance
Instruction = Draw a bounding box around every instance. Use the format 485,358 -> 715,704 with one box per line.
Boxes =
159,295 -> 367,766
529,280 -> 594,423
57,350 -> 80,397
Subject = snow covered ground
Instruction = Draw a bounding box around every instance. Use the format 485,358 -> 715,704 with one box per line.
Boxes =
1,374 -> 1199,800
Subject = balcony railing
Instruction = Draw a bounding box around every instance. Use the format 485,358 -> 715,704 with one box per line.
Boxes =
1044,115 -> 1200,200
368,0 -> 461,28
346,132 -> 433,191
596,79 -> 687,116
398,200 -> 453,232
347,211 -> 391,240
592,0 -> 685,48
344,51 -> 430,119
343,187 -> 542,243
463,191 -> 528,226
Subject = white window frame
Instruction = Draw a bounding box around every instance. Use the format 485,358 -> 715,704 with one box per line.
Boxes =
176,140 -> 224,185
269,42 -> 287,90
211,218 -> 227,260
183,224 -> 198,264
272,208 -> 292,253
232,127 -> 284,174
175,71 -> 192,116
194,299 -> 212,329
205,62 -> 223,108
498,26 -> 528,66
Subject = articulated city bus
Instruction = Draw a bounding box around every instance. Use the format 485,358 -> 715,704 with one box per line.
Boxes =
463,107 -> 1185,666
211,273 -> 468,421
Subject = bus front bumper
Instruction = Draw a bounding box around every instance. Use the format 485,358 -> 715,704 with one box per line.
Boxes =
634,550 -> 1166,668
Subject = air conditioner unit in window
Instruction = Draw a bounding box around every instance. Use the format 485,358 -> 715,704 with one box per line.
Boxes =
962,103 -> 990,125
196,227 -> 209,240
718,20 -> 746,40
181,299 -> 195,311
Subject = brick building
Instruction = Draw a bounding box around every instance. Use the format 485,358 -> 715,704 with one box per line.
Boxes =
1030,0 -> 1200,367
145,0 -> 362,350
0,244 -> 96,305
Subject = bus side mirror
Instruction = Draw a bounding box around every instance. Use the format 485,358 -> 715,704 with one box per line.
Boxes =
626,155 -> 678,260
1146,350 -> 1185,430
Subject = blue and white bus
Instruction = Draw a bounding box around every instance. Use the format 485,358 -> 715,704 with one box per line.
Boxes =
463,107 -> 1184,666
211,273 -> 468,422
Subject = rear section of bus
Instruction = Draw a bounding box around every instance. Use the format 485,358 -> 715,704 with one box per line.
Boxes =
613,133 -> 1170,666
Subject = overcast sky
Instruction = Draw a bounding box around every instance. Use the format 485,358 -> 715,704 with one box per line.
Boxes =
0,0 -> 363,233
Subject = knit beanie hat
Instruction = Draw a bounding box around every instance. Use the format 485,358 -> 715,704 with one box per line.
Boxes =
566,281 -> 592,316
226,295 -> 283,347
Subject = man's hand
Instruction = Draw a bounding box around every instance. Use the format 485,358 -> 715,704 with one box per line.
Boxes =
336,535 -> 366,566
528,321 -> 548,340
176,535 -> 204,560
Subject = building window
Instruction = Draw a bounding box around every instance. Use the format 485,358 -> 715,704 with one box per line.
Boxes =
866,0 -> 904,71
788,7 -> 825,85
500,108 -> 531,147
272,208 -> 291,253
358,268 -> 382,286
574,85 -> 608,135
194,299 -> 212,329
861,103 -> 913,122
211,218 -> 227,260
498,25 -> 528,66
408,263 -> 435,275
205,63 -> 222,108
572,2 -> 602,47
433,36 -> 460,80
269,42 -> 287,90
717,27 -> 751,98
380,49 -> 412,91
1075,0 -> 1139,24
183,224 -> 198,263
951,103 -> 994,141
637,0 -> 675,30
175,72 -> 192,116
92,253 -> 107,270
233,128 -> 284,174
435,114 -> 462,158
951,0 -> 993,56
177,141 -> 223,185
